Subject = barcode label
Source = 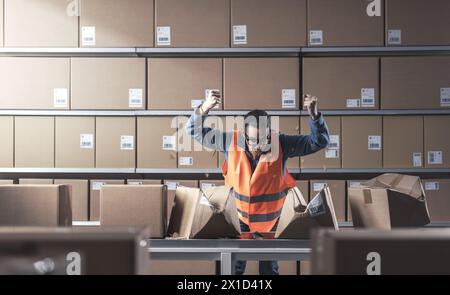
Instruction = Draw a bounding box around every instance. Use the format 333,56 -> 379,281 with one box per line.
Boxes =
325,149 -> 339,159
191,99 -> 204,109
346,99 -> 361,108
120,136 -> 134,150
179,157 -> 193,166
162,136 -> 176,151
233,25 -> 247,45
80,134 -> 94,149
166,182 -> 178,191
428,151 -> 443,165
328,135 -> 340,149
413,152 -> 422,167
424,182 -> 440,191
81,26 -> 96,46
53,88 -> 68,108
92,181 -> 105,191
313,182 -> 327,192
282,89 -> 296,109
309,30 -> 323,45
129,88 -> 143,108
128,181 -> 143,185
368,136 -> 382,150
388,29 -> 402,45
361,88 -> 375,107
201,183 -> 216,190
157,26 -> 171,46
441,88 -> 450,107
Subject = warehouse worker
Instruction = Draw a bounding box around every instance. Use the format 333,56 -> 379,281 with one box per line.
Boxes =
186,91 -> 330,275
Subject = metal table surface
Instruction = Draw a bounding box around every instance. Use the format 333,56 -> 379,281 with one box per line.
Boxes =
148,239 -> 311,275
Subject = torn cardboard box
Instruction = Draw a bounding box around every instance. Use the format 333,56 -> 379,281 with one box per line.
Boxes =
275,187 -> 339,239
348,173 -> 430,229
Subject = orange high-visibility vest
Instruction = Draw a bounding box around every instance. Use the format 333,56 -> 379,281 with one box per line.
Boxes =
222,131 -> 296,232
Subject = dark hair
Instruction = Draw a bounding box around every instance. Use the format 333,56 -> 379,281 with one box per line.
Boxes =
244,109 -> 271,131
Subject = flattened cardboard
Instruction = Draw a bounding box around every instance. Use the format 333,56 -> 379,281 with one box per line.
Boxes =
54,179 -> 89,222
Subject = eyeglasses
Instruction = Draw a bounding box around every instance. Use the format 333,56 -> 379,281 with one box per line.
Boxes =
245,134 -> 271,148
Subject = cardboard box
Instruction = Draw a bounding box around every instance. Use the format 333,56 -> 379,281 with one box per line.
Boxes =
100,185 -> 167,238
4,0 -> 78,47
0,227 -> 150,275
423,179 -> 450,222
224,58 -> 300,110
80,0 -> 154,47
296,180 -> 309,202
71,58 -> 146,110
19,179 -> 53,185
346,180 -> 365,223
307,0 -> 384,47
231,0 -> 306,47
383,116 -> 424,168
310,180 -> 346,222
0,180 -> 14,185
424,116 -> 450,168
164,180 -> 198,223
303,58 -> 379,110
300,261 -> 311,275
348,174 -> 430,229
177,116 -> 219,169
312,229 -> 450,275
300,116 -> 341,169
381,57 -> 450,109
155,0 -> 229,47
0,185 -> 72,226
167,186 -> 241,239
0,58 -> 70,109
386,0 -> 450,46
277,116 -> 300,169
199,180 -> 225,190
127,179 -> 162,185
149,261 -> 216,275
54,179 -> 89,222
148,58 -> 223,110
89,180 -> 125,221
244,261 -> 298,275
341,116 -> 382,168
275,187 -> 338,239
55,117 -> 95,168
0,116 -> 13,168
96,117 -> 136,168
15,117 -> 55,168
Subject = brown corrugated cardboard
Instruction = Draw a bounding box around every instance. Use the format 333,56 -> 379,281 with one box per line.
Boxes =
312,229 -> 450,275
0,180 -> 14,185
4,0 -> 78,47
278,116 -> 300,169
303,58 -> 379,110
55,117 -> 95,168
199,180 -> 225,190
296,180 -> 309,202
231,0 -> 306,47
100,185 -> 167,238
0,58 -> 70,109
424,116 -> 450,168
137,117 -> 177,169
96,117 -> 136,168
0,116 -> 13,168
342,116 -> 382,168
80,0 -> 154,47
423,179 -> 450,222
155,0 -> 229,47
127,179 -> 162,185
0,185 -> 71,226
164,180 -> 198,223
89,180 -> 125,221
310,180 -> 346,222
244,261 -> 298,275
71,58 -> 146,110
149,261 -> 216,275
224,58 -> 300,110
386,0 -> 450,46
346,180 -> 365,223
300,261 -> 311,275
307,0 -> 384,47
381,57 -> 450,109
301,116 -> 341,169
383,116 -> 424,168
349,173 -> 430,229
275,187 -> 339,239
54,179 -> 89,222
15,117 -> 55,168
148,58 -> 223,110
19,179 -> 53,185
177,116 -> 219,169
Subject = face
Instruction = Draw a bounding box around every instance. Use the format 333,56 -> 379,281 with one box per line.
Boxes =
245,125 -> 271,152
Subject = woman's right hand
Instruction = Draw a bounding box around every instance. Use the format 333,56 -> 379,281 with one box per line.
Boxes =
201,90 -> 222,114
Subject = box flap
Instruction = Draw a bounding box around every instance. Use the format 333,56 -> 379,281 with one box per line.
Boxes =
166,186 -> 201,239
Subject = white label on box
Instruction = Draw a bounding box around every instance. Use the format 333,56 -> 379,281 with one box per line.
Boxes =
233,25 -> 247,45
428,151 -> 443,165
53,88 -> 68,108
413,152 -> 422,167
441,88 -> 450,107
81,26 -> 96,46
166,182 -> 178,191
80,134 -> 94,149
309,30 -> 323,45
325,149 -> 339,159
162,136 -> 176,151
179,157 -> 193,166
346,99 -> 361,108
313,182 -> 327,192
368,135 -> 382,150
129,88 -> 143,108
424,181 -> 440,191
361,88 -> 375,107
156,26 -> 171,46
191,99 -> 204,109
201,183 -> 216,190
92,181 -> 105,191
128,181 -> 143,185
328,135 -> 340,150
349,181 -> 362,188
205,89 -> 221,109
282,89 -> 296,109
388,29 -> 401,45
120,136 -> 134,150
